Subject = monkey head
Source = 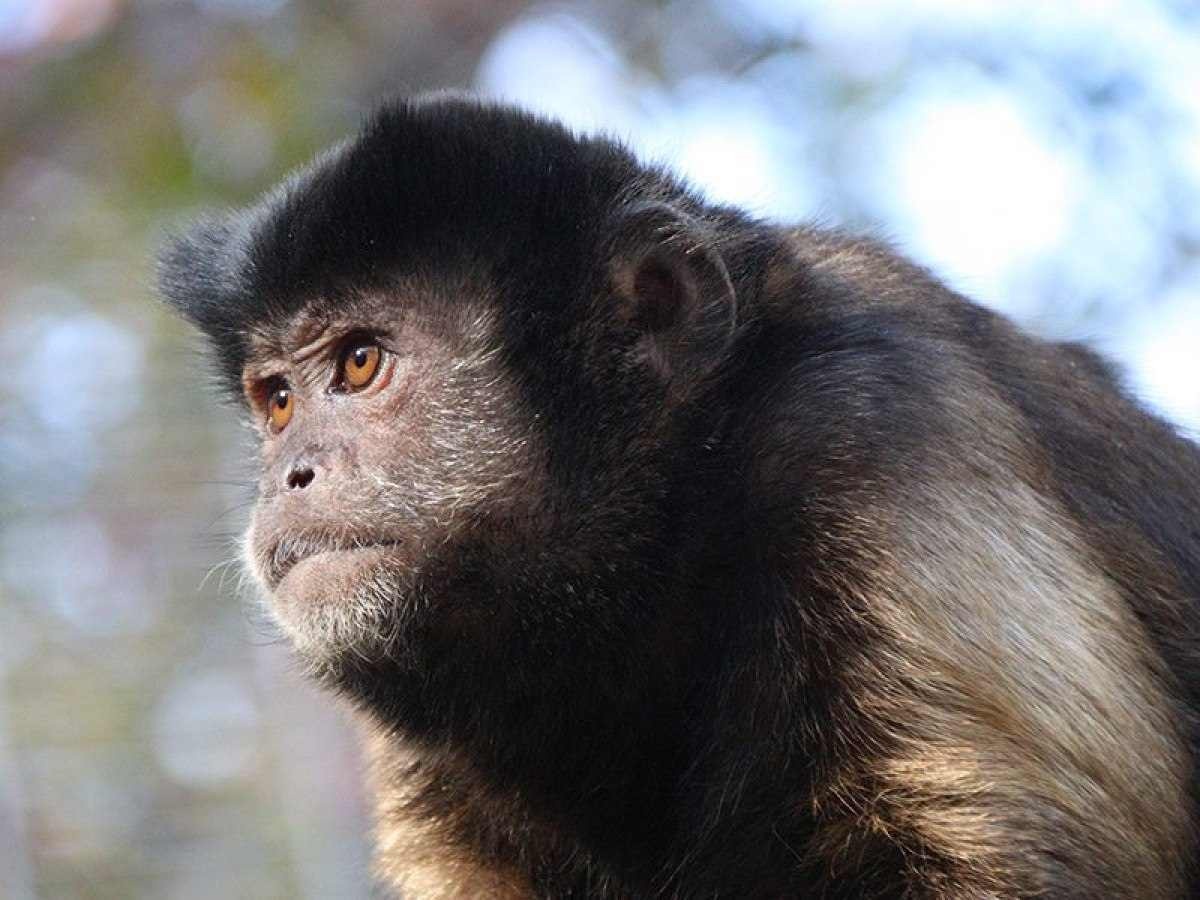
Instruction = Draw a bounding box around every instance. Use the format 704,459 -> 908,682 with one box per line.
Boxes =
159,97 -> 741,746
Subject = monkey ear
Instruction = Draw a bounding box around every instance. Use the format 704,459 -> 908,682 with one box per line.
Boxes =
606,201 -> 737,384
158,212 -> 255,399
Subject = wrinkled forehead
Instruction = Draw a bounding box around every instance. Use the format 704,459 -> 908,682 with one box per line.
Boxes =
238,303 -> 337,376
240,281 -> 505,373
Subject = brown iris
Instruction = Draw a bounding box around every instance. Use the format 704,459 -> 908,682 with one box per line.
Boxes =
268,386 -> 293,432
342,342 -> 381,390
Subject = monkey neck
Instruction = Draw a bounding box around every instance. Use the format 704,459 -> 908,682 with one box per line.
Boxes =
356,583 -> 819,899
351,554 -> 813,894
346,482 -> 757,894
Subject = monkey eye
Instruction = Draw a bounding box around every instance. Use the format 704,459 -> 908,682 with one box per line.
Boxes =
267,383 -> 294,432
340,340 -> 382,391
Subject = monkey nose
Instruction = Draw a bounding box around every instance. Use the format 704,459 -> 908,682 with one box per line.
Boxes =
285,465 -> 316,490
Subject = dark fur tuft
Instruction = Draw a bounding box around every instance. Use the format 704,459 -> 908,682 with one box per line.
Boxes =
158,95 -> 670,397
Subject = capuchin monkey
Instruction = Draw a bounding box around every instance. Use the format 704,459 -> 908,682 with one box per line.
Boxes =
159,94 -> 1200,898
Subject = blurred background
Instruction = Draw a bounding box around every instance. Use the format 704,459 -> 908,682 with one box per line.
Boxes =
1,0 -> 1198,897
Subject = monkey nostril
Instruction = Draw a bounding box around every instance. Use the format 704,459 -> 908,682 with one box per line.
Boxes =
286,466 -> 316,490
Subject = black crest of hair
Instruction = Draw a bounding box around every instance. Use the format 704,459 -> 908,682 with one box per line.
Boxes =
161,93 -> 1200,898
160,94 -> 684,395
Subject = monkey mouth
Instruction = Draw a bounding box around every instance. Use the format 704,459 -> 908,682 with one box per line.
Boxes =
265,535 -> 402,588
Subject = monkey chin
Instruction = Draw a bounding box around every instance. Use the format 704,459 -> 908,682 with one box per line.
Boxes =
257,545 -> 408,670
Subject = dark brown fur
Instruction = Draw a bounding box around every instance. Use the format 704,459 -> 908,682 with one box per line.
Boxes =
160,96 -> 1200,898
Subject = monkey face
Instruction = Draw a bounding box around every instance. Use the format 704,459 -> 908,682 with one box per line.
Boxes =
239,296 -> 544,672
157,97 -> 740,718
